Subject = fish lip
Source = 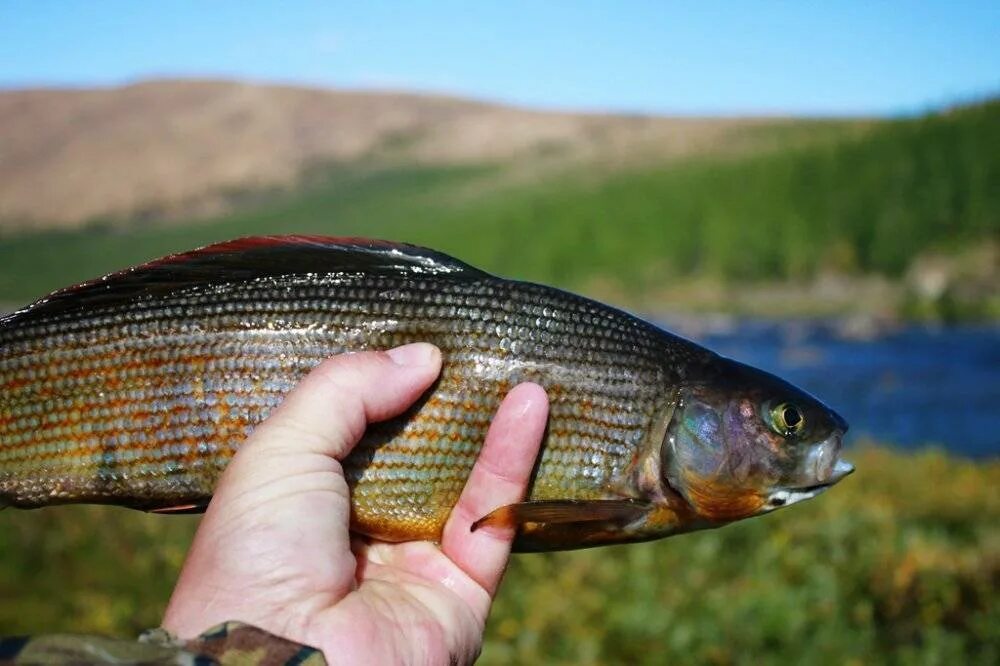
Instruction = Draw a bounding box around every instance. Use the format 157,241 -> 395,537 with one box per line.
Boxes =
763,484 -> 829,510
829,458 -> 855,482
763,458 -> 854,511
791,459 -> 854,494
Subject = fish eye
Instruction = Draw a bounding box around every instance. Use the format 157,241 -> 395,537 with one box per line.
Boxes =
770,402 -> 805,437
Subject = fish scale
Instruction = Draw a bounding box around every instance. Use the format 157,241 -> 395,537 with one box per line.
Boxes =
1,238 -> 696,548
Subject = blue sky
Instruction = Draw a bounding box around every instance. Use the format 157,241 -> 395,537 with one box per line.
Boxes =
1,1 -> 997,116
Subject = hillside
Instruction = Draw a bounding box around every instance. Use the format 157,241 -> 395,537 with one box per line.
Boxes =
0,98 -> 995,320
0,79 -> 811,229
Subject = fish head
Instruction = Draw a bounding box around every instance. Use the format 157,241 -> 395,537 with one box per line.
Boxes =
663,358 -> 852,524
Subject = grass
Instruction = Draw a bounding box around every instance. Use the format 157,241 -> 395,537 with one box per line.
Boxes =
0,445 -> 996,664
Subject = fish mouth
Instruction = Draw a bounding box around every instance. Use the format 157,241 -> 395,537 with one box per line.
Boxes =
828,458 -> 855,483
763,459 -> 854,511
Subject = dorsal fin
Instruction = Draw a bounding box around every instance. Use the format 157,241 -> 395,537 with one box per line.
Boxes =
2,236 -> 488,324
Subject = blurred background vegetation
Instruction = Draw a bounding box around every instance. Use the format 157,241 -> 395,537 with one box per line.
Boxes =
1,446 -> 996,664
1,4 -> 998,664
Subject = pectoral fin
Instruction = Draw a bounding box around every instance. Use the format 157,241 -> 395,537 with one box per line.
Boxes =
146,500 -> 211,515
471,499 -> 649,532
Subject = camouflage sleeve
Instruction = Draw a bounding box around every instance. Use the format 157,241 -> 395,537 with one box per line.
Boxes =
0,621 -> 326,665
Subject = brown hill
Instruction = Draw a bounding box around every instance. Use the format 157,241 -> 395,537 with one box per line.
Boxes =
0,79 -> 792,230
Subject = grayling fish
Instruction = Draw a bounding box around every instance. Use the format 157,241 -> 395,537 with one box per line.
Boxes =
0,236 -> 852,551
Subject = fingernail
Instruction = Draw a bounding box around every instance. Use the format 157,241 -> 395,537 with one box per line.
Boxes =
386,343 -> 438,367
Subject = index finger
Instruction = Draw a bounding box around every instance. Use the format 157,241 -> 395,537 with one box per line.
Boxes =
440,382 -> 549,596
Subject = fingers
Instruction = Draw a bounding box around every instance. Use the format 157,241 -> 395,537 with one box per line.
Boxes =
248,343 -> 442,460
441,382 -> 549,597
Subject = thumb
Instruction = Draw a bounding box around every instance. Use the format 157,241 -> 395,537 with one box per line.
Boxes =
246,343 -> 442,461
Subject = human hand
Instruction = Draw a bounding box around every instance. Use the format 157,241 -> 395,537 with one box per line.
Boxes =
161,343 -> 549,665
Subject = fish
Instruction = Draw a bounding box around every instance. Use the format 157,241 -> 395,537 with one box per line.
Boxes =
0,236 -> 853,552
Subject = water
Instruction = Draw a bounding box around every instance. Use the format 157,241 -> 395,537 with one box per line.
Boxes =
659,318 -> 1000,458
